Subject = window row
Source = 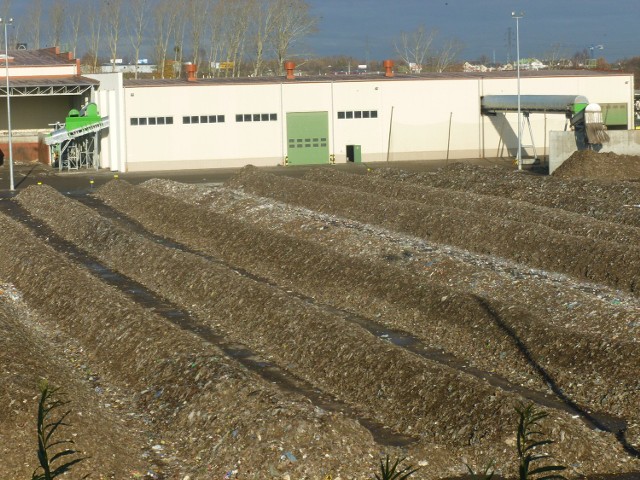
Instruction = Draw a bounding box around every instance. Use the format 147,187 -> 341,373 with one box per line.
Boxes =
288,137 -> 328,148
236,113 -> 278,122
337,110 -> 378,119
130,116 -> 174,126
183,115 -> 225,124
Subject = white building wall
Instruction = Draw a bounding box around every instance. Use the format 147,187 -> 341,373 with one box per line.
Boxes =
124,83 -> 284,171
11,65 -> 77,76
101,72 -> 635,172
86,73 -> 125,171
378,79 -> 481,161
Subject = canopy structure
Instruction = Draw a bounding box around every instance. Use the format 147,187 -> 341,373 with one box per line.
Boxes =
481,95 -> 589,115
481,94 -> 608,157
0,76 -> 98,97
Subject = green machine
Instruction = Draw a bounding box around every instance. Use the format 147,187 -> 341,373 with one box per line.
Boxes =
46,102 -> 110,171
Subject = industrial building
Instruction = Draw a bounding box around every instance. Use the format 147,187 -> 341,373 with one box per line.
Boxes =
0,49 -> 635,172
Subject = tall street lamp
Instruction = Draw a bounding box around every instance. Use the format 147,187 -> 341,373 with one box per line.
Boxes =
512,11 -> 524,171
0,17 -> 13,191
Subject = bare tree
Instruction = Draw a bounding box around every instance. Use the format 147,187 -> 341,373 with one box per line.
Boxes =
186,0 -> 210,69
250,0 -> 277,76
103,0 -> 123,71
48,0 -> 66,48
171,6 -> 187,70
270,0 -> 318,75
127,0 -> 151,78
25,0 -> 42,49
431,38 -> 462,73
85,2 -> 102,72
394,25 -> 435,73
153,0 -> 178,78
68,2 -> 82,58
207,0 -> 225,77
218,0 -> 251,77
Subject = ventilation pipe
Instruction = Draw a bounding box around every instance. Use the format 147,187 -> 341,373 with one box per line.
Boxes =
284,61 -> 296,80
183,62 -> 197,82
383,59 -> 394,77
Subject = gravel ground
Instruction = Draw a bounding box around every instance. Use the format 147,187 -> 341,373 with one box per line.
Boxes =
2,159 -> 640,479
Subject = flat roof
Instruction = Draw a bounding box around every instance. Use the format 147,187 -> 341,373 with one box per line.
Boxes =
2,48 -> 77,67
124,69 -> 632,88
1,76 -> 99,87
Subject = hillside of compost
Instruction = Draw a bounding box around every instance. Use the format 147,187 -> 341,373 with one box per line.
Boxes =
553,151 -> 640,181
1,161 -> 639,479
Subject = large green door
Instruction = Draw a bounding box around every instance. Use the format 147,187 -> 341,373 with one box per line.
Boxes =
286,112 -> 330,165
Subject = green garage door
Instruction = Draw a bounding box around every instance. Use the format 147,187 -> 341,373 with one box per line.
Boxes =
286,112 -> 330,165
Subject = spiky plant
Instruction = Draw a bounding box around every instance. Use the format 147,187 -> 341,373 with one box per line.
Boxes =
516,402 -> 567,480
374,455 -> 419,480
32,380 -> 88,480
465,460 -> 495,479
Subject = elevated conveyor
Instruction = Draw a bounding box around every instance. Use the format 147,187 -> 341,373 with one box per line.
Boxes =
481,95 -> 609,161
46,103 -> 109,171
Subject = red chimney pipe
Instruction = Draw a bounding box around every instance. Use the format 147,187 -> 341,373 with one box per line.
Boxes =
383,59 -> 394,77
284,61 -> 296,80
184,62 -> 197,81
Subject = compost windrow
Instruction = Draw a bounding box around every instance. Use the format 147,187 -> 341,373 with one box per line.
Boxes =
93,178 -> 640,430
0,201 -> 387,478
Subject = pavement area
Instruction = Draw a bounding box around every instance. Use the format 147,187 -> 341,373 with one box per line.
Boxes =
0,157 -> 538,195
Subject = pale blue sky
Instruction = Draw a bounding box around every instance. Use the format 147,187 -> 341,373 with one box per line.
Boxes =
9,0 -> 639,63
307,0 -> 638,62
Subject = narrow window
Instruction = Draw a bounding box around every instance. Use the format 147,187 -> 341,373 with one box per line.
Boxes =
269,113 -> 277,121
253,113 -> 260,121
200,115 -> 208,123
244,114 -> 251,122
370,110 -> 378,118
346,111 -> 353,119
209,115 -> 217,123
166,117 -> 173,124
337,111 -> 345,119
148,117 -> 157,125
218,115 -> 225,122
191,116 -> 199,124
139,117 -> 147,125
354,111 -> 362,119
363,110 -> 370,118
157,117 -> 165,125
183,116 -> 191,124
130,118 -> 139,126
236,114 -> 243,122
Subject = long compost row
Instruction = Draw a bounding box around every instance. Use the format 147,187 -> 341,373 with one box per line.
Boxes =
0,203 -> 386,479
373,163 -> 640,228
91,179 -> 640,433
0,287 -> 153,479
14,184 -> 640,477
226,167 -> 640,295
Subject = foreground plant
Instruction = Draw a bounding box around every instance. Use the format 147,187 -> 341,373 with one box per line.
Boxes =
516,402 -> 567,480
465,460 -> 495,479
32,380 -> 88,480
374,455 -> 419,480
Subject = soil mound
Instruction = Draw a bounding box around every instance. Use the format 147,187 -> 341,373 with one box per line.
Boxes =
553,150 -> 640,181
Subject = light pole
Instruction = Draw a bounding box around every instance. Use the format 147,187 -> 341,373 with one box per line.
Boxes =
0,17 -> 13,191
512,11 -> 524,171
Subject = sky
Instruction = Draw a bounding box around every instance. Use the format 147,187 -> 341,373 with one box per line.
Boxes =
305,0 -> 639,63
7,0 -> 640,64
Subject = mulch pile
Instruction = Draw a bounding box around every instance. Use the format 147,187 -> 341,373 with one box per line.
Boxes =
554,151 -> 640,181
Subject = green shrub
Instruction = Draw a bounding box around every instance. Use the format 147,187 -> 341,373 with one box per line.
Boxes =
374,455 -> 419,480
31,380 -> 88,480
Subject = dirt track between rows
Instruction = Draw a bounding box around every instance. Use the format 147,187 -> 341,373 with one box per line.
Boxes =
1,162 -> 639,479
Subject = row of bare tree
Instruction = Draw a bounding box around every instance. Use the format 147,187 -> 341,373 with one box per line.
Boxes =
5,0 -> 317,78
